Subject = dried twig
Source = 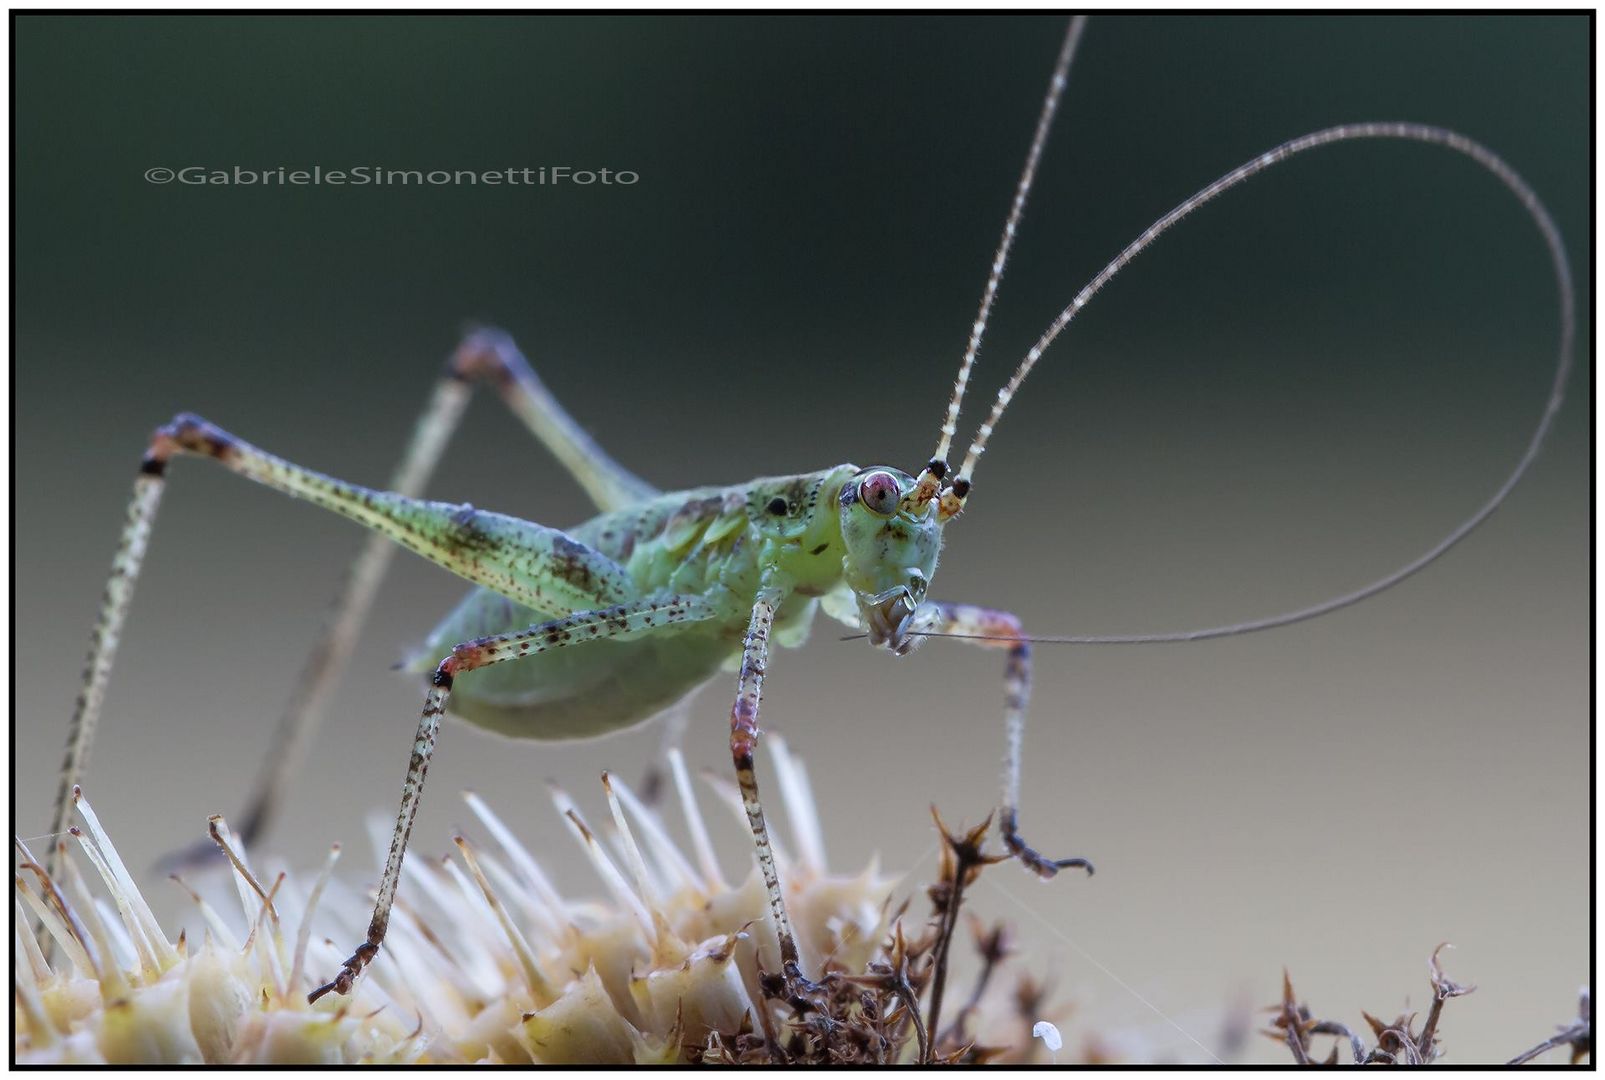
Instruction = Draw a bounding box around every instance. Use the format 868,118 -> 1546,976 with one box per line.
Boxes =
1507,988 -> 1591,1066
921,809 -> 1003,1063
1309,1020 -> 1367,1064
1271,947 -> 1478,1066
1417,942 -> 1475,1060
703,804 -> 1066,1064
945,915 -> 1012,1047
1271,971 -> 1314,1064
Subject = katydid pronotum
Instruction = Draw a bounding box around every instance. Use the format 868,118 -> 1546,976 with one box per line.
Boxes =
40,17 -> 1575,1005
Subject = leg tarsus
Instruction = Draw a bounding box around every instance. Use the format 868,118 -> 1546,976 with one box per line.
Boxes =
783,959 -> 826,1001
757,960 -> 829,1015
1000,809 -> 1094,879
307,940 -> 379,1003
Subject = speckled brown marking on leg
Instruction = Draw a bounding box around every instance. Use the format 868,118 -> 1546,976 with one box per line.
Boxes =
913,601 -> 1093,880
129,415 -> 636,620
50,415 -> 291,888
550,533 -> 598,594
44,439 -> 171,896
157,412 -> 242,462
66,358 -> 655,878
309,593 -> 717,1002
726,585 -> 810,982
222,361 -> 475,853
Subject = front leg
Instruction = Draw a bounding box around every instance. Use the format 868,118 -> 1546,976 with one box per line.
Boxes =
307,593 -> 716,1002
912,601 -> 1093,879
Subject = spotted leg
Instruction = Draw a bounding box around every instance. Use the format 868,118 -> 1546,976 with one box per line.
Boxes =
912,601 -> 1094,878
47,410 -> 637,890
450,326 -> 657,512
46,464 -> 164,892
166,327 -> 657,863
727,583 -> 820,994
307,591 -> 717,1002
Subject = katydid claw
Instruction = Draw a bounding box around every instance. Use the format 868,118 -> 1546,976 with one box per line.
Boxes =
1016,844 -> 1095,880
307,941 -> 378,1004
1001,812 -> 1094,879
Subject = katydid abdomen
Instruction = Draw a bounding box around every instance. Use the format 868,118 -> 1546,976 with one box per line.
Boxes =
409,469 -> 855,739
414,591 -> 734,740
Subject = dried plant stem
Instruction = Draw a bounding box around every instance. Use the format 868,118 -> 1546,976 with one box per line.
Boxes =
1309,1021 -> 1366,1065
896,977 -> 930,1064
1506,1021 -> 1592,1066
1507,990 -> 1591,1066
922,811 -> 998,1063
947,918 -> 1009,1046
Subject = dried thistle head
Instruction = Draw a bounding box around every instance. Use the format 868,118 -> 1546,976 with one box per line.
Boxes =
15,738 -> 1072,1065
1266,946 -> 1587,1066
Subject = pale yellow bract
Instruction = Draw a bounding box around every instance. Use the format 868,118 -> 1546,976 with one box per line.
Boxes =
14,740 -> 1053,1065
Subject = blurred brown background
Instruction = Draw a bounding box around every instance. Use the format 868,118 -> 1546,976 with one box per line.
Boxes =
15,14 -> 1588,1062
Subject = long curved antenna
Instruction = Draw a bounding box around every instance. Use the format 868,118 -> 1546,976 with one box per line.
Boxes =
912,16 -> 1087,509
937,123 -> 1573,643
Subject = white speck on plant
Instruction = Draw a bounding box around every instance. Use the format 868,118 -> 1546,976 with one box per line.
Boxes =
1033,1019 -> 1063,1060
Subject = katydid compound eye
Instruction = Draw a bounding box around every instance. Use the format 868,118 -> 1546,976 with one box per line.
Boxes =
858,471 -> 900,516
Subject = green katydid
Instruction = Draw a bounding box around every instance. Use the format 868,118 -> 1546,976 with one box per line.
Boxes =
42,16 -> 1574,1006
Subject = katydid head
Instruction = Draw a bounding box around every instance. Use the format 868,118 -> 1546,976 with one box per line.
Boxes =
837,466 -> 943,653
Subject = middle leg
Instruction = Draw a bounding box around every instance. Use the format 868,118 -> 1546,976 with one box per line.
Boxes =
308,591 -> 718,1002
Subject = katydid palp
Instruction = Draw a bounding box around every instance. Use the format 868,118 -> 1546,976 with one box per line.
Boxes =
39,16 -> 1576,1006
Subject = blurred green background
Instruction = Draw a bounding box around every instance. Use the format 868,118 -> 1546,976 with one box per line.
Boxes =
16,14 -> 1588,1063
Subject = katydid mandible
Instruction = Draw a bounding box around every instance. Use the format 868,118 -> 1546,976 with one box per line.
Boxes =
44,16 -> 1575,1004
